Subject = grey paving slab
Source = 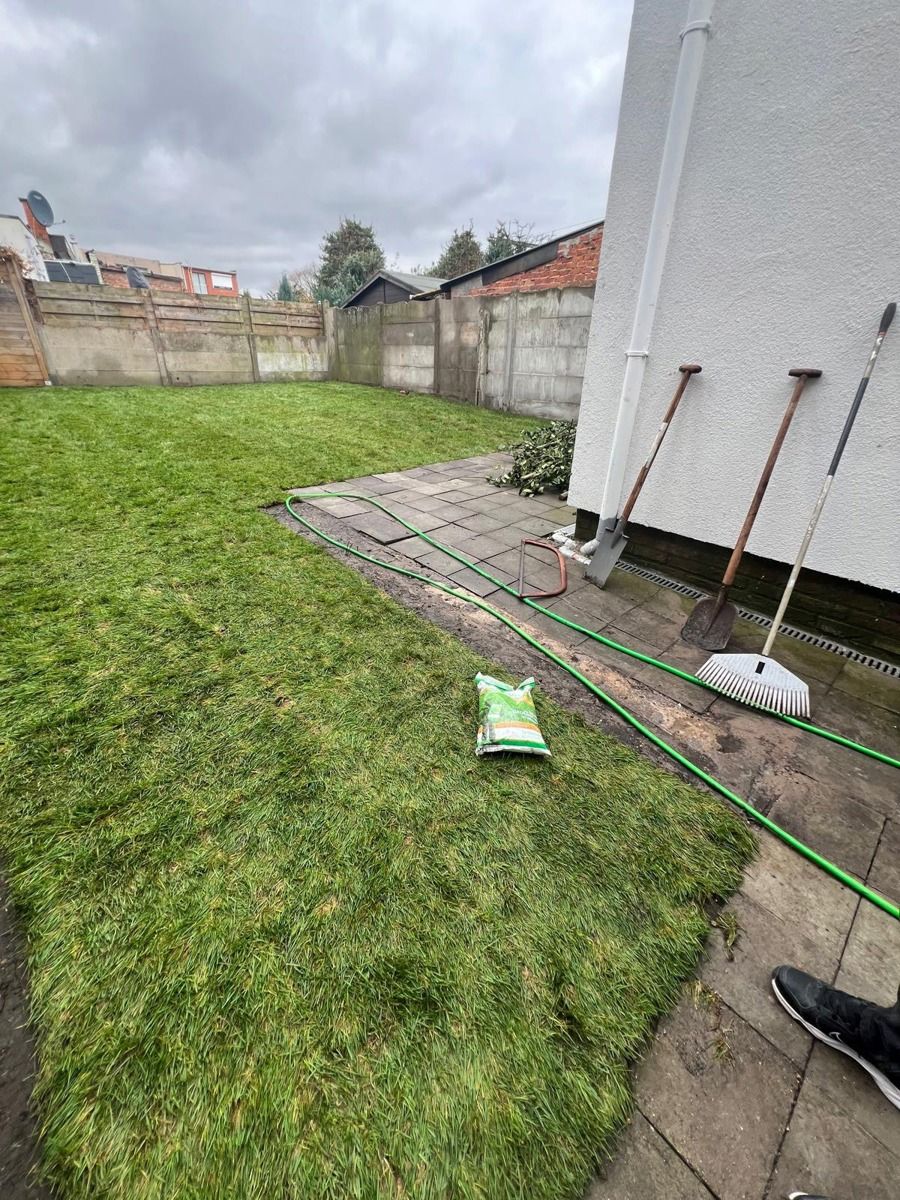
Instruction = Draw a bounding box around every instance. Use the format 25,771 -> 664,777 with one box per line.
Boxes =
835,897 -> 900,1007
447,566 -> 509,598
635,993 -> 797,1200
762,770 -> 884,880
629,640 -> 719,715
449,483 -> 507,501
701,891 -> 837,1066
482,548 -> 568,593
811,689 -> 900,762
869,817 -> 900,896
506,605 -> 594,648
461,488 -> 528,509
431,524 -> 483,551
414,546 -> 471,575
832,659 -> 900,715
392,492 -> 461,514
507,513 -> 561,537
787,728 -> 900,822
351,502 -> 448,534
804,1038 -> 900,1157
306,496 -> 371,517
767,1075 -> 900,1200
448,531 -> 511,560
739,834 -> 859,958
334,475 -> 404,494
572,630 -> 662,680
384,486 -> 449,506
456,511 -> 513,534
606,603 -> 687,655
544,583 -> 639,627
342,513 -> 414,544
588,1113 -> 715,1200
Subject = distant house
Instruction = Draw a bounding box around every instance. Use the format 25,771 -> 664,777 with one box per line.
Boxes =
91,251 -> 185,292
182,266 -> 239,297
14,195 -> 239,293
0,214 -> 49,280
342,270 -> 447,308
433,221 -> 603,299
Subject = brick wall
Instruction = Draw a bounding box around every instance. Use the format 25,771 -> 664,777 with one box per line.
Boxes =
100,268 -> 184,291
469,227 -> 603,296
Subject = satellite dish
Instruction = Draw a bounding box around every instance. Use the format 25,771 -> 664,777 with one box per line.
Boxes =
27,190 -> 55,227
125,265 -> 150,289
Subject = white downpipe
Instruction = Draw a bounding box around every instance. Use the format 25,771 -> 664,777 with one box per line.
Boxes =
598,0 -> 714,521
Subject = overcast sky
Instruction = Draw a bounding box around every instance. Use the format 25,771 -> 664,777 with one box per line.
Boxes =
1,0 -> 633,293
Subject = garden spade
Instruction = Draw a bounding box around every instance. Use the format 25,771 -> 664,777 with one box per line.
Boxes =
699,302 -> 895,718
586,364 -> 701,587
681,367 -> 821,651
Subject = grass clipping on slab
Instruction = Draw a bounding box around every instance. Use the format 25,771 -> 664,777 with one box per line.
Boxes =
0,381 -> 754,1200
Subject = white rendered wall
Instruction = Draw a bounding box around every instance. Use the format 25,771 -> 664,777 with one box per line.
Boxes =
569,0 -> 900,592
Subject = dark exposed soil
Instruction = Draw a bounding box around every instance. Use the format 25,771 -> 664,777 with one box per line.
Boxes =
0,891 -> 49,1198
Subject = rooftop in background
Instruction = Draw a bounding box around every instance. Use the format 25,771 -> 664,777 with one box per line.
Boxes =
432,220 -> 604,299
342,270 -> 447,308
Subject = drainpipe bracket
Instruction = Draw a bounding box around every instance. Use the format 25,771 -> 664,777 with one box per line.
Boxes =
680,20 -> 711,40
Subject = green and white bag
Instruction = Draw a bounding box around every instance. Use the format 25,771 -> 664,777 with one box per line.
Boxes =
475,673 -> 551,757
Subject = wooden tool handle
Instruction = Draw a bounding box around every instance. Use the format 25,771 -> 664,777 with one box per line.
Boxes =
720,369 -> 820,588
619,364 -> 701,523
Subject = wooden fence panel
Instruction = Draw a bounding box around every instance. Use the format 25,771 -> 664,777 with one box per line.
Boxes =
0,262 -> 48,387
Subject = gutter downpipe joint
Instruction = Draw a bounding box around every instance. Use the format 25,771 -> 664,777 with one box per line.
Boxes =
596,0 -> 713,524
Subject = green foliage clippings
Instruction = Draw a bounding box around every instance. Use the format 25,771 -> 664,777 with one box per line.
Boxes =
490,420 -> 577,496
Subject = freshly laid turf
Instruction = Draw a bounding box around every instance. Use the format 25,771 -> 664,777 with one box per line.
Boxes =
0,382 -> 753,1200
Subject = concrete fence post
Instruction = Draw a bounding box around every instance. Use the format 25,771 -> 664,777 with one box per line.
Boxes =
502,291 -> 519,411
432,298 -> 441,395
143,291 -> 171,385
243,293 -> 261,382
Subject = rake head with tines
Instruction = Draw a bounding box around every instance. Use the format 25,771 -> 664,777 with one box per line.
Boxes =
696,652 -> 811,719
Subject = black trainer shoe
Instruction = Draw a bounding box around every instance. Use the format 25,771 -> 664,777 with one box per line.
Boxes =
772,965 -> 900,1111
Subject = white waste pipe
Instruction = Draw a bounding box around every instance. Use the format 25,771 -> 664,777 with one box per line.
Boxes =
598,0 -> 714,521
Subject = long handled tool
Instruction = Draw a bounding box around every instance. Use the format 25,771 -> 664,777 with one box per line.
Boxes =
698,302 -> 895,717
681,367 -> 821,650
586,363 -> 701,586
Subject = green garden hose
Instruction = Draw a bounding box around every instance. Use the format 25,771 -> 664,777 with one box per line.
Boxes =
284,493 -> 900,921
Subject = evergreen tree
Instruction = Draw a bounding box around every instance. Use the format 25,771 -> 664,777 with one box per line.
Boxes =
276,273 -> 294,301
315,218 -> 385,305
484,220 -> 540,264
433,225 -> 483,278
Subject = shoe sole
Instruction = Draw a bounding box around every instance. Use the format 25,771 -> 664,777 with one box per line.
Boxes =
772,977 -> 900,1111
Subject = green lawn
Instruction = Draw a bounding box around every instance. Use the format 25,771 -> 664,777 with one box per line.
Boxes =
0,381 -> 753,1200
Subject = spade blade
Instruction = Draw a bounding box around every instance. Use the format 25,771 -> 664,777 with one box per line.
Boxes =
681,595 -> 738,651
585,525 -> 628,587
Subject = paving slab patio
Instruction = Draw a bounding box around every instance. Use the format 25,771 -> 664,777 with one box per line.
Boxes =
283,452 -> 900,1200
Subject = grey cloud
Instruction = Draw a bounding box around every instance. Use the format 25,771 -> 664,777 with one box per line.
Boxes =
1,0 -> 632,291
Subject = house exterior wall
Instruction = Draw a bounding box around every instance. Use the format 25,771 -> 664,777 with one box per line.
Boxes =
469,228 -> 603,297
0,215 -> 49,280
569,0 -> 900,593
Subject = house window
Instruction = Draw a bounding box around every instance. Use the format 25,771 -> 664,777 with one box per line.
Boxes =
192,270 -> 208,294
210,272 -> 233,289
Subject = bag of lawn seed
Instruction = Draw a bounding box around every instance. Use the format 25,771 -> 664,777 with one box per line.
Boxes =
475,673 -> 551,757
